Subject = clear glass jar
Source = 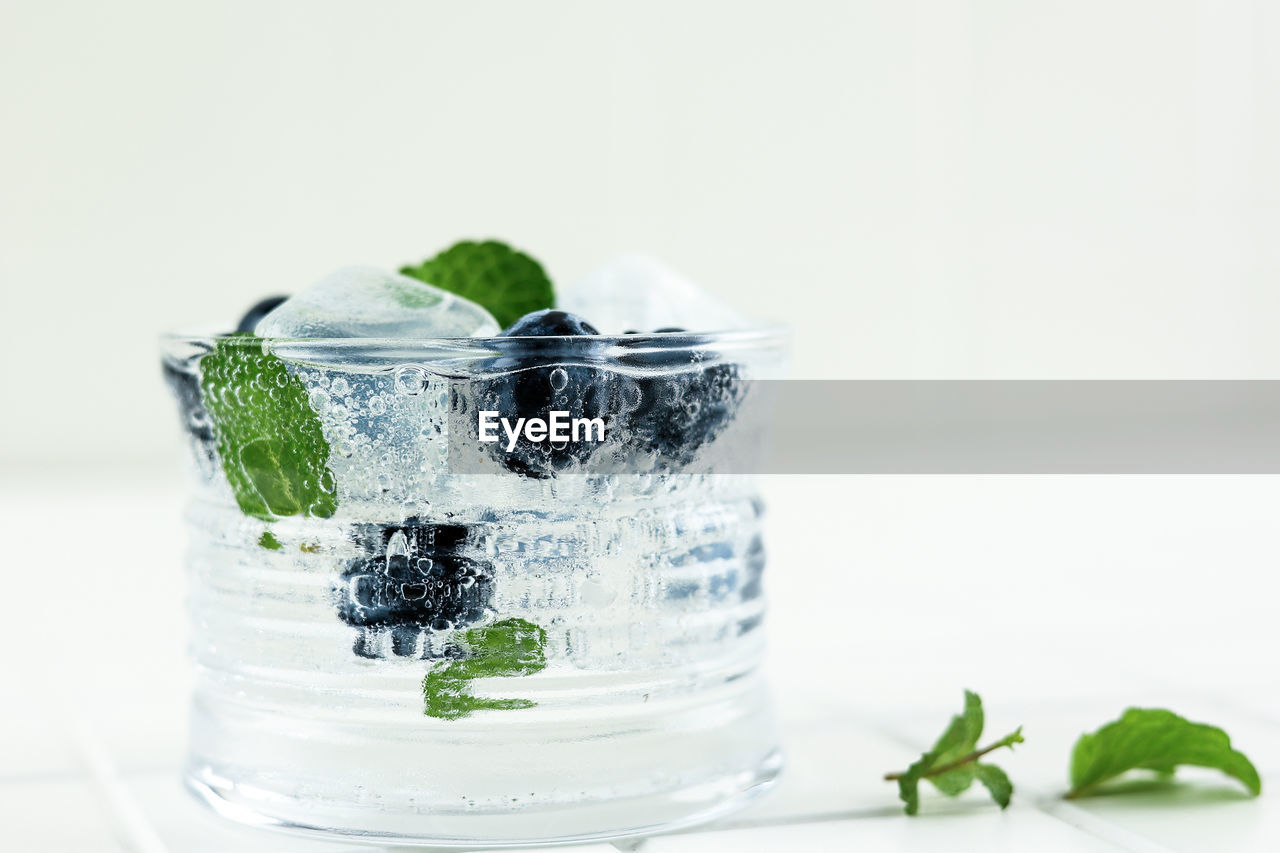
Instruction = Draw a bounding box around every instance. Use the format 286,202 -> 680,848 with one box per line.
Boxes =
160,328 -> 787,846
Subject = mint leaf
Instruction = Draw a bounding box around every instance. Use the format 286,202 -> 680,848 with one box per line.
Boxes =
910,689 -> 986,799
930,766 -> 977,796
400,239 -> 554,328
200,335 -> 337,521
886,691 -> 1024,815
975,764 -> 1013,808
895,752 -> 933,816
933,689 -> 985,762
1067,708 -> 1261,799
258,530 -> 282,550
423,618 -> 547,720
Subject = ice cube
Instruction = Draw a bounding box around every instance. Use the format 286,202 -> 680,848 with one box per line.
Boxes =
255,266 -> 501,339
559,254 -> 752,334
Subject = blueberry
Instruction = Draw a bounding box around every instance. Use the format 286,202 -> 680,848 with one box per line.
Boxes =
623,326 -> 683,336
663,537 -> 762,617
613,328 -> 745,466
235,294 -> 289,334
334,519 -> 494,659
162,359 -> 217,462
503,309 -> 600,337
740,534 -> 765,601
464,310 -> 624,478
628,362 -> 744,467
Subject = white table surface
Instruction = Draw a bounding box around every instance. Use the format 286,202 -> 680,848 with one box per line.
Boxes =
2,473 -> 1277,852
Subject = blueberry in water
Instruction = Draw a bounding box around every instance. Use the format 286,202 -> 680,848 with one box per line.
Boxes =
466,309 -> 624,478
235,294 -> 289,334
614,326 -> 745,465
334,519 -> 494,659
162,359 -> 217,462
504,309 -> 600,338
629,362 -> 743,467
740,534 -> 765,602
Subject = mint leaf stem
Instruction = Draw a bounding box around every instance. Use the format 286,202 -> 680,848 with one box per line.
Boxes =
1062,780 -> 1104,800
885,728 -> 1024,782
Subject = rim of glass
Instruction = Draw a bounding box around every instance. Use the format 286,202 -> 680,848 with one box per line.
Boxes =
161,325 -> 789,355
160,326 -> 790,376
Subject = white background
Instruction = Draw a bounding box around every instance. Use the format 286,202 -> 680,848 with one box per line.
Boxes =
3,0 -> 1280,472
3,2 -> 1280,851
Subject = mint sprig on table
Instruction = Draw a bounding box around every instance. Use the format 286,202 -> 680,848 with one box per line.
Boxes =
200,334 -> 337,521
401,239 -> 554,328
1067,708 -> 1261,800
886,694 -> 1263,815
885,690 -> 1024,815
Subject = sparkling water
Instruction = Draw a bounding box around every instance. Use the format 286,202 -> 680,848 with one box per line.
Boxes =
163,331 -> 786,846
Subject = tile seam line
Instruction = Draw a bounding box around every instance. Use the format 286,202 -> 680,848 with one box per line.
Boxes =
66,713 -> 170,853
1030,794 -> 1176,853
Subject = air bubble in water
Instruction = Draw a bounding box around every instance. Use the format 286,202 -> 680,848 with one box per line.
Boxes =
308,388 -> 330,412
386,531 -> 409,570
549,367 -> 568,392
619,380 -> 642,411
395,365 -> 428,396
330,376 -> 350,396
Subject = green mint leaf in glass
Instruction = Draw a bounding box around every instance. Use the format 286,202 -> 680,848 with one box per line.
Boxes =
200,334 -> 337,521
885,691 -> 1024,815
1066,708 -> 1261,800
423,618 -> 547,720
400,239 -> 554,329
258,530 -> 283,550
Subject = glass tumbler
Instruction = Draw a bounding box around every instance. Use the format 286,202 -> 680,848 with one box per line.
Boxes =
160,328 -> 787,846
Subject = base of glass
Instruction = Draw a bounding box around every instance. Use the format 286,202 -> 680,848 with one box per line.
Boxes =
185,749 -> 781,848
